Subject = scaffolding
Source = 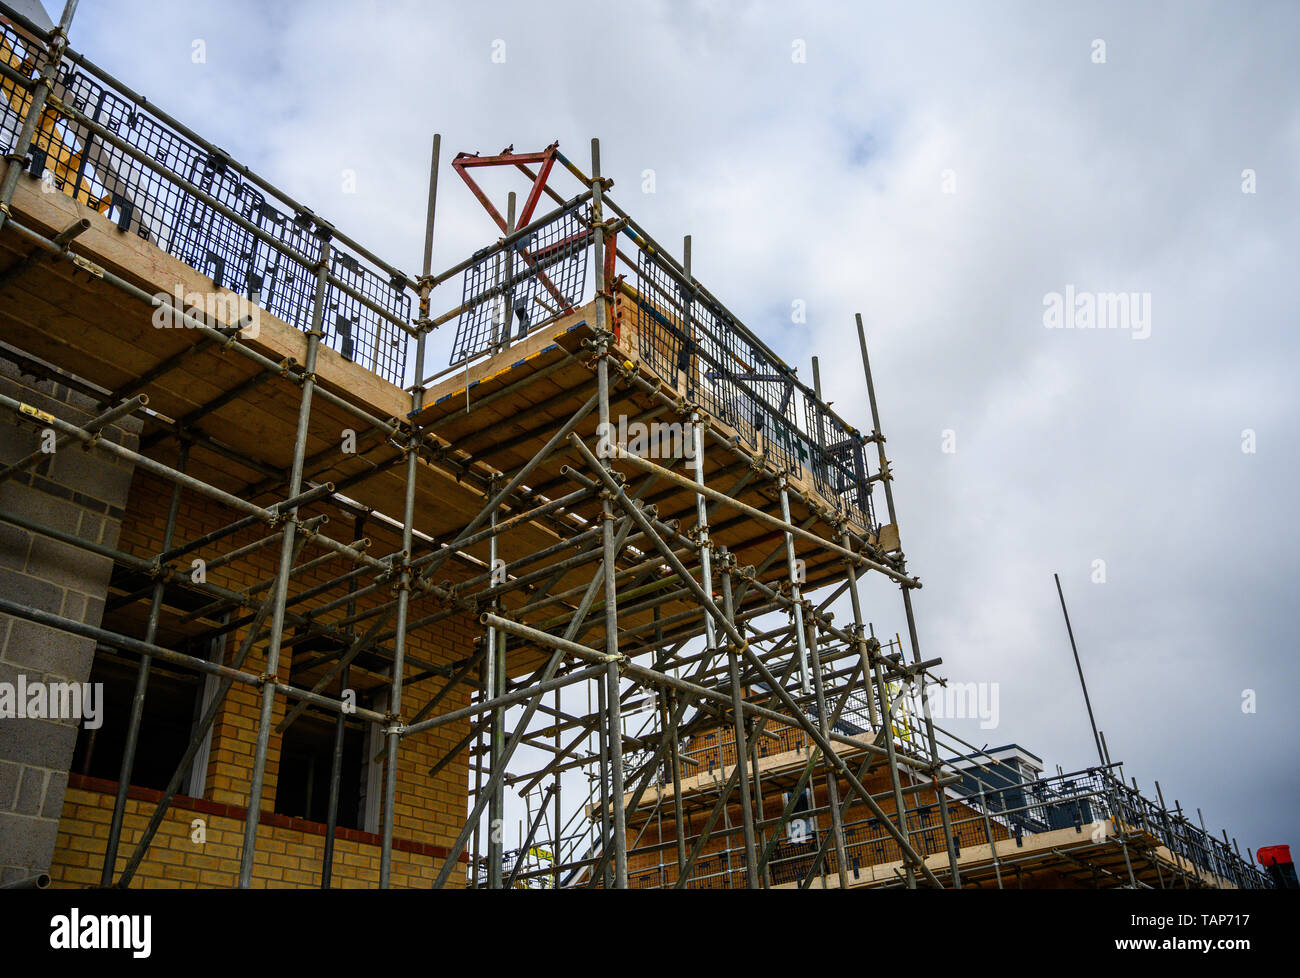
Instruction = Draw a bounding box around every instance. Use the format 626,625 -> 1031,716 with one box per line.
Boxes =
616,716 -> 1275,890
0,1 -> 1270,891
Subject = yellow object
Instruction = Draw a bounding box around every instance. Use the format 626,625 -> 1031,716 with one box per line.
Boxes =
2,33 -> 111,213
887,679 -> 913,742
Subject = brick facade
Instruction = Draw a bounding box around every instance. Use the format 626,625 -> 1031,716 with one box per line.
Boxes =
3,416 -> 477,887
50,775 -> 461,888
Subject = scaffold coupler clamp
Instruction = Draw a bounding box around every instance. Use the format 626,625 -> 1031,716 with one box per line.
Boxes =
613,355 -> 637,382
389,420 -> 413,455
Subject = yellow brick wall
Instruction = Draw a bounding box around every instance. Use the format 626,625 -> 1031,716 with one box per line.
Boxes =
49,469 -> 482,886
49,785 -> 460,888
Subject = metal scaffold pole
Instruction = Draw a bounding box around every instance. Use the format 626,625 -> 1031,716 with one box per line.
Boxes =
590,137 -> 628,888
718,549 -> 759,887
0,0 -> 78,232
378,373 -> 421,888
237,235 -> 330,888
803,603 -> 850,890
854,312 -> 961,888
101,442 -> 187,885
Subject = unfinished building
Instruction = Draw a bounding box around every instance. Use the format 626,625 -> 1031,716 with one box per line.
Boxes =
0,1 -> 1272,889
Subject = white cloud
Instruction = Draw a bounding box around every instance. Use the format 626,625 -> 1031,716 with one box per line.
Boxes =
59,0 -> 1300,852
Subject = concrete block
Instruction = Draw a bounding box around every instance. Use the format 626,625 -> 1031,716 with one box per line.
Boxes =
15,766 -> 45,816
49,448 -> 135,509
27,534 -> 113,592
0,481 -> 81,536
0,717 -> 78,771
0,521 -> 32,564
2,619 -> 96,682
0,759 -> 18,810
40,769 -> 68,819
0,810 -> 58,872
0,566 -> 64,617
84,595 -> 106,631
60,590 -> 86,624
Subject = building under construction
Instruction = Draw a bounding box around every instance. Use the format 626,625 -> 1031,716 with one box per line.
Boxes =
0,1 -> 1274,890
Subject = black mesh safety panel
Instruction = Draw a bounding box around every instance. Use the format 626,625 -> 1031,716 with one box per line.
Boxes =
1,62 -> 410,384
451,200 -> 592,366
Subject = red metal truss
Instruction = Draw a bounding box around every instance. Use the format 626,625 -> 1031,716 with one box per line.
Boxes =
451,142 -> 560,233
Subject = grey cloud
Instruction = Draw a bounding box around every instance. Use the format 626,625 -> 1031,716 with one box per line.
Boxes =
61,0 -> 1300,850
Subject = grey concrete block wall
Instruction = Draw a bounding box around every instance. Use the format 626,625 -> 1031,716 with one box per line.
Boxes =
0,353 -> 139,884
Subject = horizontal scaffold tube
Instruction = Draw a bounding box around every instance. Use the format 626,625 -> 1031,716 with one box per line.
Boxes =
610,447 -> 918,588
479,613 -> 928,774
0,599 -> 387,724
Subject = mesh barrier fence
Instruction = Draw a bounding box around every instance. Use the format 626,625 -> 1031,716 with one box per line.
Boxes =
635,248 -> 879,525
450,199 -> 591,366
0,45 -> 409,384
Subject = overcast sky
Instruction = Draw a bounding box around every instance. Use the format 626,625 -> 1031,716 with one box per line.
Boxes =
57,0 -> 1298,857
